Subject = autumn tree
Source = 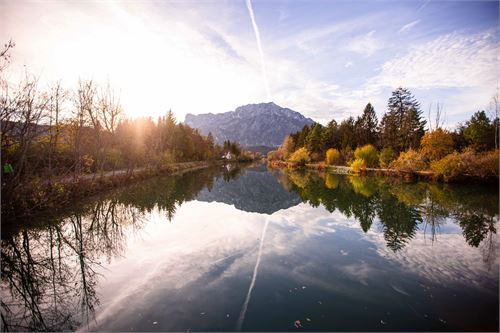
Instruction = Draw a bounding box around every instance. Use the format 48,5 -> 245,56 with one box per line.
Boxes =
281,135 -> 295,159
420,128 -> 454,161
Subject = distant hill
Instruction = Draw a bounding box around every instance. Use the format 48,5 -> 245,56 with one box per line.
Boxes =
184,102 -> 314,148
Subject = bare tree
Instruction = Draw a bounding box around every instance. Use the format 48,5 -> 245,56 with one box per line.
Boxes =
95,83 -> 123,174
427,101 -> 445,131
46,81 -> 68,181
489,88 -> 499,150
0,39 -> 15,73
72,79 -> 96,178
1,72 -> 49,187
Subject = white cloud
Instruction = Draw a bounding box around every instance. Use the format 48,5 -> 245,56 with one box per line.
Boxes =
369,31 -> 499,90
346,30 -> 383,56
345,61 -> 354,68
398,19 -> 420,33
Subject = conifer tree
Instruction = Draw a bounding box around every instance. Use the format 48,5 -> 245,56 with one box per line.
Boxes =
306,123 -> 323,154
379,87 -> 426,152
355,103 -> 378,147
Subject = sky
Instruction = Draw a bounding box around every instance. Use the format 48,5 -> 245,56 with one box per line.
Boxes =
1,0 -> 499,127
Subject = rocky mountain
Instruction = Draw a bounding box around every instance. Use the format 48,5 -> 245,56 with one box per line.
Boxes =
184,102 -> 314,147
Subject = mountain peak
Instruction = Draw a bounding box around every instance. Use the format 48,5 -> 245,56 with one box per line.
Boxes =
184,103 -> 314,147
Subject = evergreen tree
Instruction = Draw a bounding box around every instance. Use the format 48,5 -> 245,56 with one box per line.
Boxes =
463,111 -> 495,151
321,120 -> 339,149
306,123 -> 323,154
206,132 -> 215,150
338,117 -> 356,149
401,107 -> 426,149
355,103 -> 378,147
296,124 -> 310,148
379,87 -> 426,152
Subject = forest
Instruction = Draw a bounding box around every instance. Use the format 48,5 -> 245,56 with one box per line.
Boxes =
269,87 -> 499,182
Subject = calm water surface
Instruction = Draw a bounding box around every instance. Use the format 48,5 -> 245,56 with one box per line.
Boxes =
1,164 -> 499,331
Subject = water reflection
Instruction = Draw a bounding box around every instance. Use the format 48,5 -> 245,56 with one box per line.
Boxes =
1,164 -> 498,331
1,167 -> 235,331
197,164 -> 301,214
280,168 -> 498,255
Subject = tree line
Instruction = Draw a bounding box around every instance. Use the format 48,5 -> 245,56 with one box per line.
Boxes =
0,41 -> 255,193
269,87 -> 499,181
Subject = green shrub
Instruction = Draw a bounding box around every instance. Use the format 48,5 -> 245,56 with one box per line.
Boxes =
390,149 -> 427,172
325,148 -> 340,166
288,147 -> 311,166
379,147 -> 395,168
349,158 -> 367,174
354,144 -> 379,167
431,152 -> 464,182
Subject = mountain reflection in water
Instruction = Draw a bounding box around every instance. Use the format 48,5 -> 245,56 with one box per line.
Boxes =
1,163 -> 498,331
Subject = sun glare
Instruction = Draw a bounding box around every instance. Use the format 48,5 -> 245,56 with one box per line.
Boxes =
3,1 -> 267,121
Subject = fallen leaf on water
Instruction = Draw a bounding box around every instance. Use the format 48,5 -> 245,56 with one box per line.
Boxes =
294,320 -> 302,328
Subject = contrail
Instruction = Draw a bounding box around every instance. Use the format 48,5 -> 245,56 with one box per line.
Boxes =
245,0 -> 272,101
236,218 -> 269,331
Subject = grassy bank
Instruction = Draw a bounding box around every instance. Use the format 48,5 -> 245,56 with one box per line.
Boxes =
268,160 -> 496,184
1,161 -> 215,218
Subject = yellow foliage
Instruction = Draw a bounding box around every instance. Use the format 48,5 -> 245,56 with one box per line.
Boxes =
325,173 -> 339,189
420,128 -> 454,161
288,147 -> 311,166
390,149 -> 427,172
348,176 -> 377,197
430,152 -> 463,182
325,148 -> 340,166
354,144 -> 379,167
286,170 -> 310,188
349,158 -> 366,174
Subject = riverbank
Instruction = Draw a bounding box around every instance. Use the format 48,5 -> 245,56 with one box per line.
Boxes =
268,160 -> 496,184
1,161 -> 216,218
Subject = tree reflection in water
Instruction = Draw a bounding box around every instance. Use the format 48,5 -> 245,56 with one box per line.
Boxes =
1,166 -> 239,331
280,169 -> 498,256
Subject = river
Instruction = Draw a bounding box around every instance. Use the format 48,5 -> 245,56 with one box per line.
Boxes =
1,163 -> 498,331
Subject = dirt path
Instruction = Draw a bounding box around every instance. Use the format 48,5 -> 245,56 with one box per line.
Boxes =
52,161 -> 211,184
